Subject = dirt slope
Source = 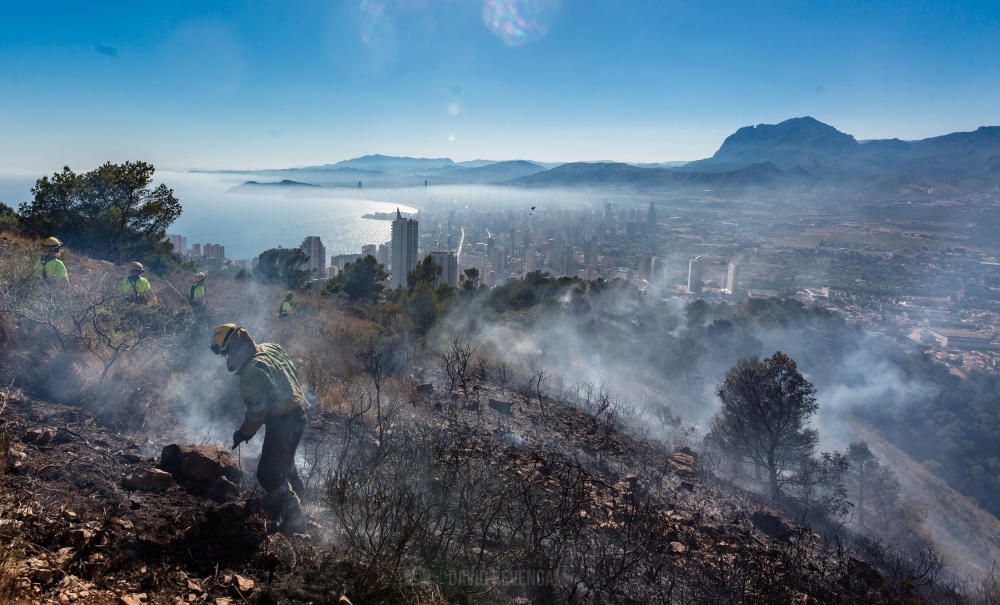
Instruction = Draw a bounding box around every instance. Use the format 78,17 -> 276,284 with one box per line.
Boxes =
850,421 -> 1000,577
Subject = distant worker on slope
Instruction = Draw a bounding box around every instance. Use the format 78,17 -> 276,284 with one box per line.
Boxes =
279,291 -> 294,319
211,323 -> 307,534
189,272 -> 207,307
121,262 -> 156,304
34,237 -> 70,286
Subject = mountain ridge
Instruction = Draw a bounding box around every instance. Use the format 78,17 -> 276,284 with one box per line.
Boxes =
516,117 -> 1000,193
204,119 -> 1000,194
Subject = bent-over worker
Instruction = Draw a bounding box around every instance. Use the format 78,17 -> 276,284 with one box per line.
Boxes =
211,323 -> 307,534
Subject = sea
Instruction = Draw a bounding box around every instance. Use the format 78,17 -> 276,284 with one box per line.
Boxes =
0,170 -> 420,260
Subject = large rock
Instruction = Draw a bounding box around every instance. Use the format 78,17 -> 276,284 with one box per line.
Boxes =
668,446 -> 698,477
160,444 -> 241,501
18,556 -> 55,584
122,467 -> 174,492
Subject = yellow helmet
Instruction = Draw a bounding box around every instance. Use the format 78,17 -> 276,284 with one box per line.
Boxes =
211,323 -> 239,355
130,262 -> 145,272
194,272 -> 206,281
43,236 -> 63,248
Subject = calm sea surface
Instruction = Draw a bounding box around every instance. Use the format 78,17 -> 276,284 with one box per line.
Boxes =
167,172 -> 421,259
1,171 -> 419,260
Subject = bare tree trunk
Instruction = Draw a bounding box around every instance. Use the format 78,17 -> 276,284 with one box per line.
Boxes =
767,450 -> 780,500
857,463 -> 866,528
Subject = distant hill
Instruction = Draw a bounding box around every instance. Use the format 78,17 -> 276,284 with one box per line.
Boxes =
430,160 -> 547,184
862,126 -> 1000,188
510,161 -> 785,190
454,159 -> 562,170
278,165 -> 384,176
681,116 -> 1000,191
202,119 -> 1000,195
193,166 -> 382,177
684,117 -> 857,173
200,165 -> 382,188
333,154 -> 454,172
230,179 -> 321,191
630,161 -> 691,169
510,117 -> 1000,194
454,159 -> 498,168
216,157 -> 552,188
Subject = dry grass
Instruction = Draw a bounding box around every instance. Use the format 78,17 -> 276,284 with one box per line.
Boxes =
1,235 -> 382,428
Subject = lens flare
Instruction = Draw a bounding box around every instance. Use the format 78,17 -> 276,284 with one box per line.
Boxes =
448,103 -> 461,115
482,0 -> 560,47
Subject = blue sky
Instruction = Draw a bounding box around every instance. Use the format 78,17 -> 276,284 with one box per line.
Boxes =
1,0 -> 999,172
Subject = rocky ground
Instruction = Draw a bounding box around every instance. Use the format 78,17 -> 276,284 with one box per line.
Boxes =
0,390 -> 359,604
0,374 -> 931,604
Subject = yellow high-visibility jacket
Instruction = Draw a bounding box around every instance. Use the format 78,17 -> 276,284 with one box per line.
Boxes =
189,283 -> 206,305
121,276 -> 152,301
34,256 -> 69,284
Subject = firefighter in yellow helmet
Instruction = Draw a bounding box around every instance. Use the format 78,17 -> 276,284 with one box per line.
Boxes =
34,237 -> 70,286
189,272 -> 207,307
279,291 -> 294,319
120,262 -> 155,303
211,323 -> 307,534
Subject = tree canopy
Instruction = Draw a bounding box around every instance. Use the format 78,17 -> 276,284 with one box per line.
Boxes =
408,255 -> 442,288
254,248 -> 310,289
460,267 -> 480,292
19,161 -> 182,267
0,202 -> 18,231
708,351 -> 819,499
328,255 -> 388,302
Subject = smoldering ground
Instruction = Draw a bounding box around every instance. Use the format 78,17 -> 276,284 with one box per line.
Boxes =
429,276 -> 1000,576
435,278 -> 935,442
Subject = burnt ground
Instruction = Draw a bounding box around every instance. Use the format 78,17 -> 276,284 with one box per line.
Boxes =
0,376 -> 932,605
0,391 -> 358,605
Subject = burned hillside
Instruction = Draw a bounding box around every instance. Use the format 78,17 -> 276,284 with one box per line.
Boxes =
0,372 -> 964,605
0,232 -> 996,604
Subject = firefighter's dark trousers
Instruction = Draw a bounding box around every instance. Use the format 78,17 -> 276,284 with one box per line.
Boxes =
258,406 -> 306,514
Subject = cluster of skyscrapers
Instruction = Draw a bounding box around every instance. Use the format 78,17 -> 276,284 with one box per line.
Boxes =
171,201 -> 741,297
166,234 -> 225,262
287,209 -> 425,289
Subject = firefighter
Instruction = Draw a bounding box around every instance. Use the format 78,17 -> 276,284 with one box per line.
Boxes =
279,291 -> 294,319
121,262 -> 156,304
189,272 -> 207,307
34,237 -> 70,286
211,323 -> 307,534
